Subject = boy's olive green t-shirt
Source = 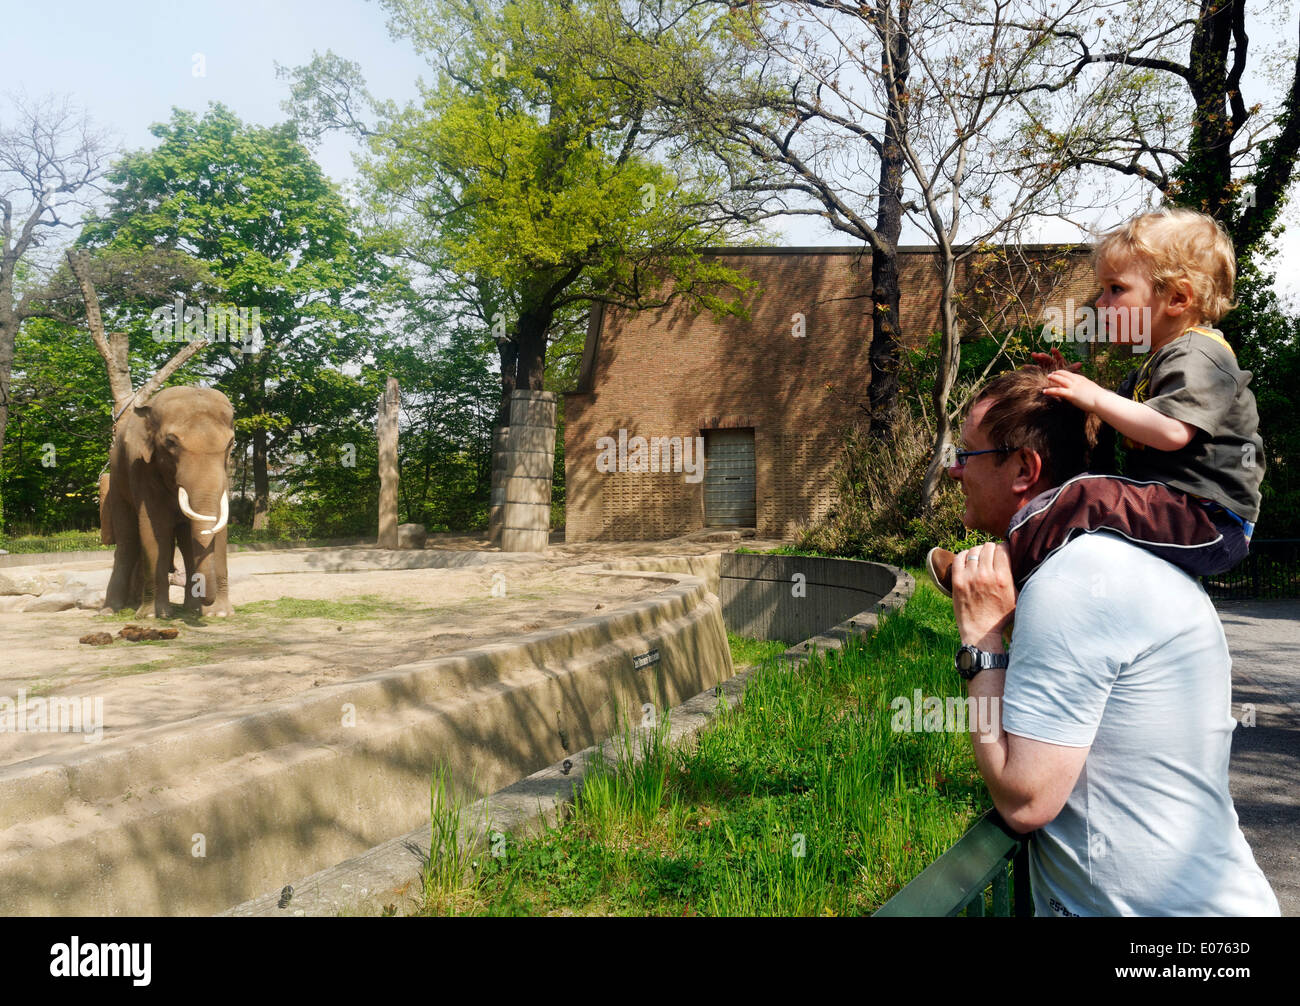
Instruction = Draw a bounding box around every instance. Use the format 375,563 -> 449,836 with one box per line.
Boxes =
1115,328 -> 1264,523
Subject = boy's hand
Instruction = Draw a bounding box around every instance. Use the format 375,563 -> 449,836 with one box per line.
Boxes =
1042,370 -> 1104,412
1029,348 -> 1084,374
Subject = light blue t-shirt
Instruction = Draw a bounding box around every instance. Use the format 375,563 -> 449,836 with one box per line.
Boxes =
1002,531 -> 1279,917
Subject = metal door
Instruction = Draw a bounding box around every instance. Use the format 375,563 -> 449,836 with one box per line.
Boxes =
704,428 -> 756,527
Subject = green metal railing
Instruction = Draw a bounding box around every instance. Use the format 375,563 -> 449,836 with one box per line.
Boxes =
1202,539 -> 1300,600
873,810 -> 1031,917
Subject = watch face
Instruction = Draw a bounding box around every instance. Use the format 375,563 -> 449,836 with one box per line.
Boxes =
957,649 -> 974,671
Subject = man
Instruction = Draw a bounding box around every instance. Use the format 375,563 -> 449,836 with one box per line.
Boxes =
947,365 -> 1278,917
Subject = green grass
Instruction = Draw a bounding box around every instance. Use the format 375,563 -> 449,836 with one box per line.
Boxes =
0,530 -> 108,553
94,606 -> 211,624
733,544 -> 837,558
0,527 -> 362,555
76,641 -> 229,682
235,595 -> 408,620
92,592 -> 505,624
727,632 -> 787,668
413,579 -> 989,916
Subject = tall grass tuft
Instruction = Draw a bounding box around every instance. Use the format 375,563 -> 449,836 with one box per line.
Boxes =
421,762 -> 483,915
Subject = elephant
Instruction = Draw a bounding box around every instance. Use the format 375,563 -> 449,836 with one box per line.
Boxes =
100,386 -> 236,618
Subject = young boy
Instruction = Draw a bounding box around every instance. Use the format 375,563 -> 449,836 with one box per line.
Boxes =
929,207 -> 1264,594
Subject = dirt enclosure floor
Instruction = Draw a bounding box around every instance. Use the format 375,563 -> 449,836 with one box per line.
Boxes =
0,538 -> 745,767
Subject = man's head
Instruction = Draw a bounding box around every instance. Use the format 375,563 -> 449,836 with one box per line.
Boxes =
949,367 -> 1097,535
1093,208 -> 1236,339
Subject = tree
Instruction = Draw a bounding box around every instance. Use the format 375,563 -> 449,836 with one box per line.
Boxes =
636,0 -> 919,436
79,104 -> 394,528
30,246 -> 218,424
1016,0 -> 1300,260
0,314 -> 109,533
0,93 -> 110,472
279,0 -> 765,426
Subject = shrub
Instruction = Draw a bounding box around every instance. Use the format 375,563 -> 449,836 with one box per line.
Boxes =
798,412 -> 993,566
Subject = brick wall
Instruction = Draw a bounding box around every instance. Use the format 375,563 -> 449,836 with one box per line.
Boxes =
565,245 -> 1098,542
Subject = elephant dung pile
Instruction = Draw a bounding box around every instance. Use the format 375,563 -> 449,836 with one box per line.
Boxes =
79,625 -> 180,645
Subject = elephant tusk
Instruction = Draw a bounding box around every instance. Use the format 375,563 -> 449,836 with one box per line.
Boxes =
178,487 -> 216,524
202,491 -> 230,537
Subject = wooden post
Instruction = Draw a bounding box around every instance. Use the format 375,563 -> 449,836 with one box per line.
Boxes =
377,377 -> 400,549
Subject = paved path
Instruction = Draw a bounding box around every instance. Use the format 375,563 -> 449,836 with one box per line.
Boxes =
1218,599 -> 1300,917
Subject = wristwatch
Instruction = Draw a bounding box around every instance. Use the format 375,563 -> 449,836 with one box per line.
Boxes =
955,644 -> 1008,680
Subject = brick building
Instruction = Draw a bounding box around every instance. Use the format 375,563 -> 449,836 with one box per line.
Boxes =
563,245 -> 1097,542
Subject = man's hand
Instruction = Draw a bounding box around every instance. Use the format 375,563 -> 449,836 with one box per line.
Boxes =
1042,369 -> 1105,412
950,541 -> 1016,651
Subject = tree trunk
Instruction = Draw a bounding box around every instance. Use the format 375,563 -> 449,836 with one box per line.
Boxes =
496,337 -> 518,427
377,377 -> 400,548
920,251 -> 962,510
514,307 -> 551,391
867,15 -> 910,439
1177,0 -> 1240,219
0,312 -> 15,474
252,426 -> 270,530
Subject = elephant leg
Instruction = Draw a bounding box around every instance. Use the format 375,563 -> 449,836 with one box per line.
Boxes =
102,494 -> 141,613
102,543 -> 140,614
135,502 -> 174,619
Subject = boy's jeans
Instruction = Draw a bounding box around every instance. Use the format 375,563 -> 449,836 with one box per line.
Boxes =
1006,473 -> 1253,590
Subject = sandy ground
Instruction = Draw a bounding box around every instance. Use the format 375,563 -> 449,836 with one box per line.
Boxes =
0,558 -> 670,766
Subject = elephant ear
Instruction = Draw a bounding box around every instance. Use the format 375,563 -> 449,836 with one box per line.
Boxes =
126,404 -> 156,464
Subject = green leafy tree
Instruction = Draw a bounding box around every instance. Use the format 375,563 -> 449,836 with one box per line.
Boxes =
79,104 -> 395,528
279,0 -> 765,437
0,315 -> 109,533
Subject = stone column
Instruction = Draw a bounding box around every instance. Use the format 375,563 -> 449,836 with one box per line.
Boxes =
487,425 -> 510,545
377,377 -> 400,549
500,390 -> 555,552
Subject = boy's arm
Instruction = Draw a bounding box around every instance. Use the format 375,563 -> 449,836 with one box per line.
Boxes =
1043,371 -> 1197,451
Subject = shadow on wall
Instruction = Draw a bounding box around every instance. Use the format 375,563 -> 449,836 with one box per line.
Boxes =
720,551 -> 901,644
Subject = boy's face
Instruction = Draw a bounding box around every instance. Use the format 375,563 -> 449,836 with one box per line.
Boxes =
1095,255 -> 1189,351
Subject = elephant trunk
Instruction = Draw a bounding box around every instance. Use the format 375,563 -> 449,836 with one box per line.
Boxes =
178,485 -> 226,607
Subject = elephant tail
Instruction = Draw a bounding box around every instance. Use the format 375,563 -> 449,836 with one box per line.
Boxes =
99,472 -> 115,546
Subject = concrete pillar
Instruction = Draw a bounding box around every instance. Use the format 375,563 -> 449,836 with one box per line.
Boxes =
501,390 -> 555,552
377,377 -> 400,549
487,425 -> 510,545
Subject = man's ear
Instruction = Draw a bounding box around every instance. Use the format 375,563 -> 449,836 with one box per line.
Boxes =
1012,448 -> 1044,493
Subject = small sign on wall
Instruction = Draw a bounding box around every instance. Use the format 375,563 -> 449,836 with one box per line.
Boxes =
633,648 -> 660,671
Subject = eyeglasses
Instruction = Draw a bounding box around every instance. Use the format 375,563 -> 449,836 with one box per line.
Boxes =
952,446 -> 1016,466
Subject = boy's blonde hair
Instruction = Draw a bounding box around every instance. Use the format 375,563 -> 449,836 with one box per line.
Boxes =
1094,207 -> 1237,324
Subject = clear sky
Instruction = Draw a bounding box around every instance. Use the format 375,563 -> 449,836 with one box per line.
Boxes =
4,0 -> 1297,302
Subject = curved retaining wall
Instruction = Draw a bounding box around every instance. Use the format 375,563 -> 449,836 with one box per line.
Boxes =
0,566 -> 731,916
721,552 -> 904,643
226,552 -> 915,917
0,549 -> 911,916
